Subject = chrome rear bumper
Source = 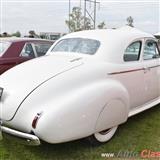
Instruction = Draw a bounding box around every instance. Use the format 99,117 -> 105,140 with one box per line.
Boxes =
0,126 -> 40,146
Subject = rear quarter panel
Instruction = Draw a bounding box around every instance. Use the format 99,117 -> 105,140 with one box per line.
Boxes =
8,62 -> 130,143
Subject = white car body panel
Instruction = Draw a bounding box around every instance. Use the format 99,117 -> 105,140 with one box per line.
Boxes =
0,26 -> 159,144
0,55 -> 83,120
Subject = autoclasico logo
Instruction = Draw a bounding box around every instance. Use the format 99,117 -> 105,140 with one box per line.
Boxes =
101,149 -> 160,159
141,149 -> 160,158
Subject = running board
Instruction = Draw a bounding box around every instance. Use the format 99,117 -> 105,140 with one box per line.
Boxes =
129,97 -> 160,117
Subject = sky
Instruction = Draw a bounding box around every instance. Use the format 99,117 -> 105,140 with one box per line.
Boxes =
0,0 -> 160,35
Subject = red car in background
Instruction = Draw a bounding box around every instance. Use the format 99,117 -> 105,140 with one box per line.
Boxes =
0,38 -> 54,74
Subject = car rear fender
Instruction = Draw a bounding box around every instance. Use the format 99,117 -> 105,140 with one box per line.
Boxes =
94,80 -> 130,133
32,79 -> 129,143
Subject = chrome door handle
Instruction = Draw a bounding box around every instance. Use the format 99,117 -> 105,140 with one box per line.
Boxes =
143,67 -> 150,73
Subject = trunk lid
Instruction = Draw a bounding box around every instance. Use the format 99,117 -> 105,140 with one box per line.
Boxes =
0,53 -> 83,120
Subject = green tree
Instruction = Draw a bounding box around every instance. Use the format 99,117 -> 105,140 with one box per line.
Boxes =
12,31 -> 21,37
126,16 -> 134,27
97,21 -> 106,29
2,32 -> 11,37
29,30 -> 39,38
66,7 -> 93,32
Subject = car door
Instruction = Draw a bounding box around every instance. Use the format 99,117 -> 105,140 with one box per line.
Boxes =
120,40 -> 146,109
0,42 -> 36,74
0,41 -> 24,74
143,39 -> 160,103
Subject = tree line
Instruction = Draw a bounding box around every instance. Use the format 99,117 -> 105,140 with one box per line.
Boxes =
0,6 -> 134,38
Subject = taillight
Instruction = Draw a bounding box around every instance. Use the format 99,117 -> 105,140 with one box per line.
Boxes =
32,112 -> 42,129
0,87 -> 3,101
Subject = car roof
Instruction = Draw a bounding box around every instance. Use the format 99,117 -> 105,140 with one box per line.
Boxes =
57,26 -> 154,63
0,37 -> 54,43
154,32 -> 160,36
64,26 -> 153,41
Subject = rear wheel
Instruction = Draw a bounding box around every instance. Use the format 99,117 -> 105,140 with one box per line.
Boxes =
88,126 -> 118,146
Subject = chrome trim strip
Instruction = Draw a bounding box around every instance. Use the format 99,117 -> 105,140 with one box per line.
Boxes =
108,65 -> 160,75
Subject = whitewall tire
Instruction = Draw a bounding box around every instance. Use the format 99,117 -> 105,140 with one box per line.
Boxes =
88,126 -> 118,145
94,126 -> 118,142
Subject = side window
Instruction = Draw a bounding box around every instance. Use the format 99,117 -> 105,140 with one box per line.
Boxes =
158,40 -> 160,51
21,43 -> 35,58
33,43 -> 52,57
143,40 -> 160,60
124,41 -> 141,62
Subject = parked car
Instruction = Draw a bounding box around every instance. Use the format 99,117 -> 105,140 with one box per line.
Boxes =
0,38 -> 54,74
0,26 -> 159,145
154,32 -> 160,39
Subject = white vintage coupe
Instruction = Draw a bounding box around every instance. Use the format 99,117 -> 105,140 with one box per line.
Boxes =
0,26 -> 160,145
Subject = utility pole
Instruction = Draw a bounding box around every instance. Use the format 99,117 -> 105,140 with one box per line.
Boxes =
94,0 -> 96,29
80,0 -> 82,8
68,0 -> 71,32
84,0 -> 86,29
84,0 -> 100,30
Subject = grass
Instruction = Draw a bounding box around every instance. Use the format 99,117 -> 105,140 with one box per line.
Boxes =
0,104 -> 160,160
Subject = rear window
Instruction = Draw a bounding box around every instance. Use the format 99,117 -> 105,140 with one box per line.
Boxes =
51,38 -> 100,55
0,42 -> 11,56
34,43 -> 52,57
